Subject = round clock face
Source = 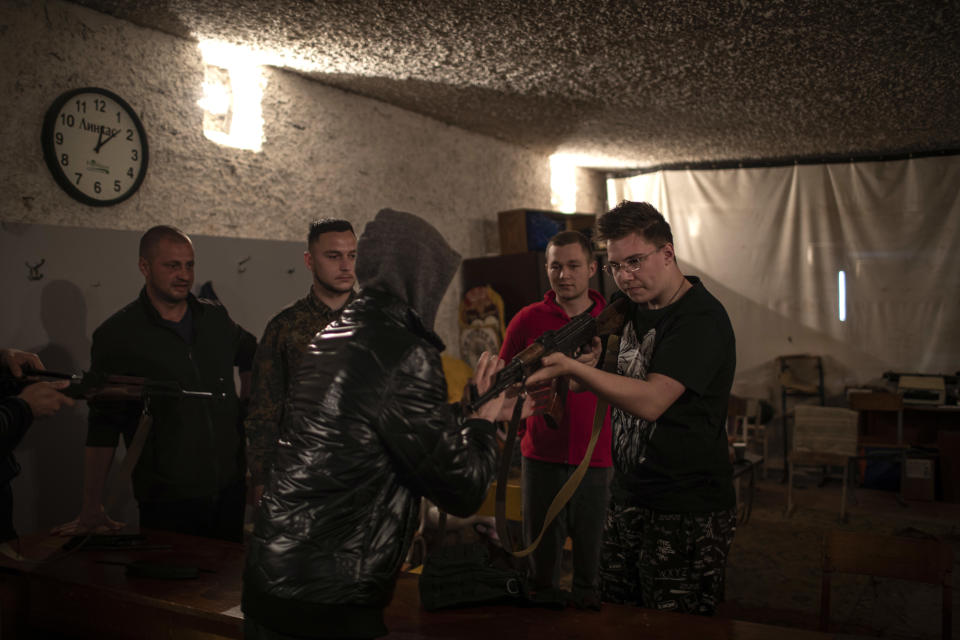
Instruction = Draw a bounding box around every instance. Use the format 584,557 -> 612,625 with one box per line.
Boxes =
41,87 -> 149,206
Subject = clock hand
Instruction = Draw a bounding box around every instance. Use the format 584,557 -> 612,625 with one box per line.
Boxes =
93,128 -> 119,154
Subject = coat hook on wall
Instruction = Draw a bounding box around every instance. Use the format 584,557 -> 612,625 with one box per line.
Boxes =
26,259 -> 45,281
237,256 -> 251,274
287,267 -> 296,274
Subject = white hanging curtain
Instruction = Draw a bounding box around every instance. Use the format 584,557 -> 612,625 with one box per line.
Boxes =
607,155 -> 960,398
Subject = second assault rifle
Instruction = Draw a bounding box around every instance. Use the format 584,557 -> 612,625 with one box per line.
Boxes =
10,367 -> 222,402
465,294 -> 627,415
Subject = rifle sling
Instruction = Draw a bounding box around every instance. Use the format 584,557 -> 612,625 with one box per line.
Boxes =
105,405 -> 153,513
495,335 -> 620,559
0,404 -> 153,566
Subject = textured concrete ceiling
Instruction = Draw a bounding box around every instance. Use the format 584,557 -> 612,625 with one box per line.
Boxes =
69,0 -> 960,170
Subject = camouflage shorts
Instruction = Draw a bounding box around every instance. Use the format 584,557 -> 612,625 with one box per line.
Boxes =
599,502 -> 736,615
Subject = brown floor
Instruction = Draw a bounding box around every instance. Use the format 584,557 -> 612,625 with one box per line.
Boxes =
434,465 -> 959,639
718,467 -> 960,639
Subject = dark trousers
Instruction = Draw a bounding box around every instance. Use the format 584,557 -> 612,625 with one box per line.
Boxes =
521,457 -> 611,597
139,480 -> 246,543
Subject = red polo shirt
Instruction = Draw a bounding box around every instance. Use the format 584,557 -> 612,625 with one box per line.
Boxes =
499,289 -> 612,467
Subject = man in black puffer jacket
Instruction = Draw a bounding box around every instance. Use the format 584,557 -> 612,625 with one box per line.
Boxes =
243,209 -> 520,639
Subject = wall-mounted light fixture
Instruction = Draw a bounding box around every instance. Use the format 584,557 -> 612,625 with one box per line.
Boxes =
197,40 -> 265,152
549,154 -> 578,213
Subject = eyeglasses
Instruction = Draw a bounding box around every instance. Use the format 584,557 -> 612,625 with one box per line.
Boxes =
602,246 -> 663,274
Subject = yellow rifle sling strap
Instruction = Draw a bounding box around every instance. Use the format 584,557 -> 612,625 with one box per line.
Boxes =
105,404 -> 153,512
496,334 -> 620,559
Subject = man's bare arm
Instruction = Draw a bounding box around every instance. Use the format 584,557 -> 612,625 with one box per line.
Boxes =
526,353 -> 685,422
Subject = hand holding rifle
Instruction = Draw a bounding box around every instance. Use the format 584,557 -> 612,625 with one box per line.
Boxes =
464,296 -> 626,422
1,348 -> 75,418
465,351 -> 534,423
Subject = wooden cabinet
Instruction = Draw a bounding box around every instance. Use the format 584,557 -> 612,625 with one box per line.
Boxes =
461,251 -> 614,325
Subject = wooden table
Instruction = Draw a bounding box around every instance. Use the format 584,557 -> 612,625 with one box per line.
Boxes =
850,392 -> 960,501
0,530 -> 244,639
0,530 -> 835,639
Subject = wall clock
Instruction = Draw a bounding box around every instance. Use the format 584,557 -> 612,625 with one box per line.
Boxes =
41,87 -> 149,206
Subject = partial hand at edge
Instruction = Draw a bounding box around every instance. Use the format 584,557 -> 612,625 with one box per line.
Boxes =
525,380 -> 557,416
18,381 -> 75,418
574,336 -> 602,368
523,351 -> 578,388
466,351 -> 507,423
50,505 -> 125,536
1,348 -> 45,377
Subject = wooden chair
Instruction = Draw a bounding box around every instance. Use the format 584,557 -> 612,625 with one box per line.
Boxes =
727,394 -> 768,478
786,405 -> 859,520
820,530 -> 954,638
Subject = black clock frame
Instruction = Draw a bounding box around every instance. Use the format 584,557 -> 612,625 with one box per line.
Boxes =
41,87 -> 149,207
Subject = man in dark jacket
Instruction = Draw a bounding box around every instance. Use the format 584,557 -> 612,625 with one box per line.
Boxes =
243,209 -> 521,639
53,225 -> 255,542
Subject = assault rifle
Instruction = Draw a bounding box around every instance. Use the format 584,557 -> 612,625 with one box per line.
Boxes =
10,367 -> 221,402
465,295 -> 627,416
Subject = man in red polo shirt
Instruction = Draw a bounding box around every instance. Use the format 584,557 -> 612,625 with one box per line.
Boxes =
499,230 -> 612,610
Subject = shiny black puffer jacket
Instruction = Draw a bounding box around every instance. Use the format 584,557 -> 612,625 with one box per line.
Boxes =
242,290 -> 499,637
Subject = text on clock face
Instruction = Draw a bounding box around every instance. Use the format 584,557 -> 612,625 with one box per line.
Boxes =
55,101 -> 141,183
42,87 -> 149,205
73,119 -> 122,138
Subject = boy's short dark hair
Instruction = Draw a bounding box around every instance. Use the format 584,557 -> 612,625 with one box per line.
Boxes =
596,201 -> 673,247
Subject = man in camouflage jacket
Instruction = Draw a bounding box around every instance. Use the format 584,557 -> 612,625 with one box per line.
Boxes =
245,219 -> 357,498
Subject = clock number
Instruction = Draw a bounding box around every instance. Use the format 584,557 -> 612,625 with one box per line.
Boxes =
45,89 -> 147,204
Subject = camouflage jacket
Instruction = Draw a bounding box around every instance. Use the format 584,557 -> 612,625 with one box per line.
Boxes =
244,288 -> 355,486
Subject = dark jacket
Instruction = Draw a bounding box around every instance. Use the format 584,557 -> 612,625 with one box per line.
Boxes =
243,290 -> 500,638
244,288 -> 356,487
86,288 -> 247,502
0,396 -> 31,542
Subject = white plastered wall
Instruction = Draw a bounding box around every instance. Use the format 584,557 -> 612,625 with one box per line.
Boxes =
0,0 -> 613,534
0,0 -> 575,352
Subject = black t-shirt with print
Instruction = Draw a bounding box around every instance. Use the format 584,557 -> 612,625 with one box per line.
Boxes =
610,276 -> 736,512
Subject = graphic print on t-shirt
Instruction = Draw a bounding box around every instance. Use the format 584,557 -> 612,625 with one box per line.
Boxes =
613,322 -> 657,468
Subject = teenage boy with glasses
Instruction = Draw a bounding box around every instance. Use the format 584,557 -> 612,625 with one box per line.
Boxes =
527,200 -> 737,616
